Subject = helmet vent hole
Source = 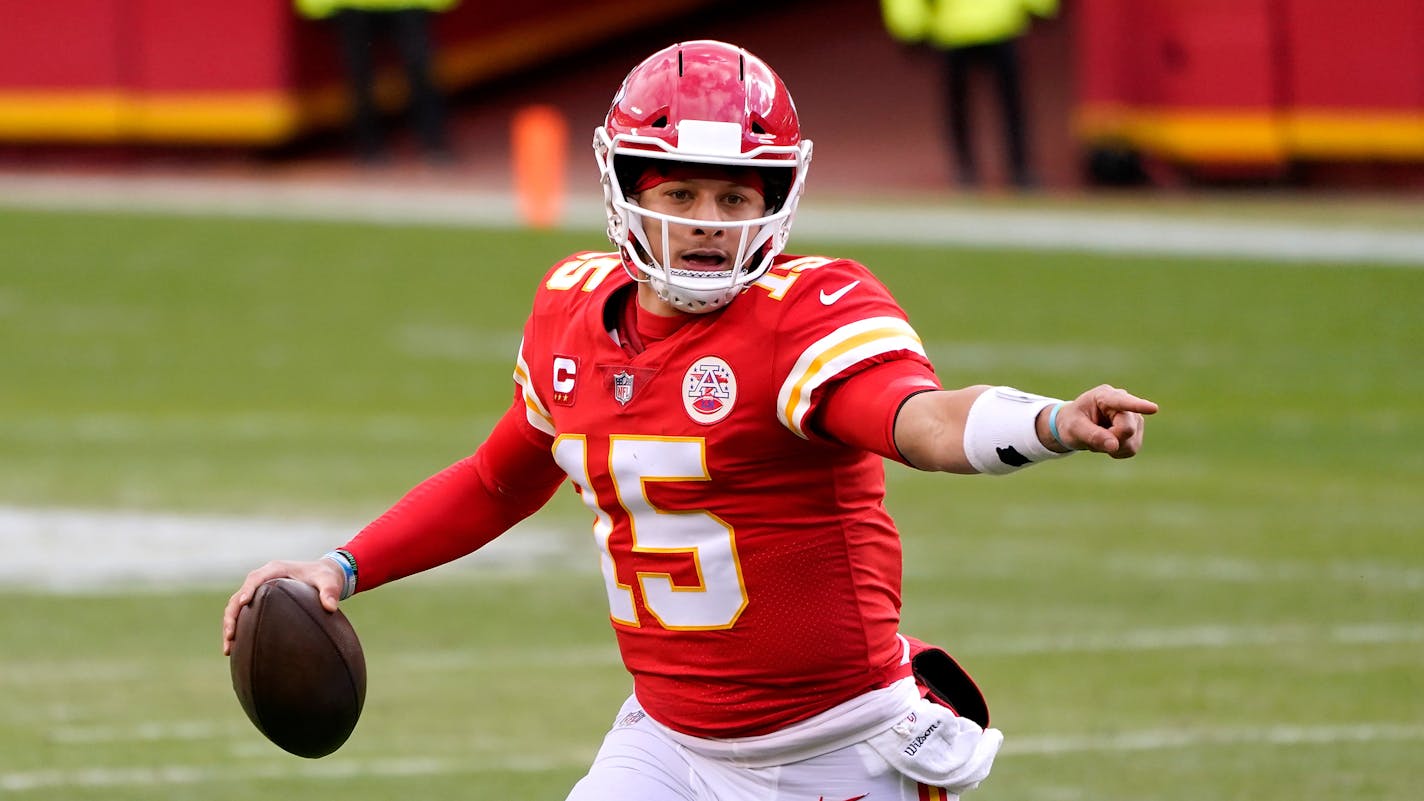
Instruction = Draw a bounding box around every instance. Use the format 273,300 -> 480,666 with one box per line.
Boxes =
651,116 -> 668,128
751,121 -> 767,135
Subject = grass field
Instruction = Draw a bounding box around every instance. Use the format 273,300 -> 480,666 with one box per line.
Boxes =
2,204 -> 1422,799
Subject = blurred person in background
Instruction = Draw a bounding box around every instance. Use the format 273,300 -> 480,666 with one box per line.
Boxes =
295,0 -> 458,164
883,0 -> 1058,188
224,39 -> 1155,800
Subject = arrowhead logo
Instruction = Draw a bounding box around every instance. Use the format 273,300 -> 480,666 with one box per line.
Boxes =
819,280 -> 860,305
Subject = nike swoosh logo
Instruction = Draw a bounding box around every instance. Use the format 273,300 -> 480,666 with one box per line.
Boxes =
819,280 -> 861,305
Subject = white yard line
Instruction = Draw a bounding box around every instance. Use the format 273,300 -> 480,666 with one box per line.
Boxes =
3,723 -> 1420,791
0,505 -> 582,593
1007,722 -> 1424,756
373,621 -> 1424,672
3,619 -> 1416,694
1103,552 -> 1424,591
804,205 -> 1424,265
47,720 -> 238,744
3,504 -> 1421,606
963,621 -> 1424,656
2,172 -> 1422,265
0,753 -> 589,793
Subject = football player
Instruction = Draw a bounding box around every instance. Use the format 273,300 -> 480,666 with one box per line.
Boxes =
223,40 -> 1157,800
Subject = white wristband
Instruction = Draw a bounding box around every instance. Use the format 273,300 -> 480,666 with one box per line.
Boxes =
962,387 -> 1071,475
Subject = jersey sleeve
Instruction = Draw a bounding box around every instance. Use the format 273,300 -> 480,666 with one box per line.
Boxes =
514,250 -> 626,438
514,332 -> 557,439
769,257 -> 935,440
513,270 -> 559,439
812,358 -> 942,463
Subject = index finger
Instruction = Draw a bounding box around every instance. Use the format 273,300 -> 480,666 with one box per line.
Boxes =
1100,389 -> 1159,416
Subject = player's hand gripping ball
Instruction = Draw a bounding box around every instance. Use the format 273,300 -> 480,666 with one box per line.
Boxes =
229,578 -> 366,758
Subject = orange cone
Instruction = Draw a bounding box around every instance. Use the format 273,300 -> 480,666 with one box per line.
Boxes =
511,104 -> 568,229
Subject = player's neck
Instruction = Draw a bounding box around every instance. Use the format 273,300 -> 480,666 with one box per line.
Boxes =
613,285 -> 692,356
636,294 -> 692,343
636,283 -> 682,318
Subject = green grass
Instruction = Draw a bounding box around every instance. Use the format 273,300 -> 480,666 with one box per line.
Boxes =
2,206 -> 1422,799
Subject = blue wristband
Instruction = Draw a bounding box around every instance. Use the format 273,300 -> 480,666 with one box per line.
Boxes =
323,550 -> 358,600
1048,402 -> 1071,450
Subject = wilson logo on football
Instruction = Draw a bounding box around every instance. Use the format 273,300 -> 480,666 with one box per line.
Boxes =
682,356 -> 736,424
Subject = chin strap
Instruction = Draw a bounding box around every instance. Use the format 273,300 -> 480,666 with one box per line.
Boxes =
652,277 -> 739,313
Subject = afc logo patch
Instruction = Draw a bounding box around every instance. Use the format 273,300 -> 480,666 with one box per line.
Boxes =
552,355 -> 579,406
682,355 -> 736,424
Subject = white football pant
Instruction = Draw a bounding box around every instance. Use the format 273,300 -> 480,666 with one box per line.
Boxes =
565,695 -> 960,801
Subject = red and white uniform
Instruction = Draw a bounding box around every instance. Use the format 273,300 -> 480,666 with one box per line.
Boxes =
513,250 -> 933,738
332,38 -> 1005,799
344,249 -> 942,741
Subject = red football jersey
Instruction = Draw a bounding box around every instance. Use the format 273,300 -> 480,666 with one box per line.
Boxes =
514,251 -> 934,738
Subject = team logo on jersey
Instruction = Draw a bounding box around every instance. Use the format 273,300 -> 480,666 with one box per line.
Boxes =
552,355 -> 579,406
612,370 -> 635,406
682,356 -> 736,424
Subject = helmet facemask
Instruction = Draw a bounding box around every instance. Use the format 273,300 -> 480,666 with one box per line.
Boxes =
595,129 -> 811,313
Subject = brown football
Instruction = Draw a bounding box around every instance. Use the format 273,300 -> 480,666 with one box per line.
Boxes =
229,577 -> 366,758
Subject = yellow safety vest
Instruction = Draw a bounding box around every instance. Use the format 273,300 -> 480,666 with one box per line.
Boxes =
881,0 -> 1058,48
294,0 -> 459,20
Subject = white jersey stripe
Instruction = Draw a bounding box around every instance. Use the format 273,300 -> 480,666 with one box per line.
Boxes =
513,339 -> 556,436
777,316 -> 925,438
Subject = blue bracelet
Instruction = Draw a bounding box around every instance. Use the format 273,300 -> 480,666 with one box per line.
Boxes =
323,550 -> 358,600
1048,402 -> 1071,450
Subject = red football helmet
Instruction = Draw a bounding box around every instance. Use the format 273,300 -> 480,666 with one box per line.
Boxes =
594,40 -> 813,312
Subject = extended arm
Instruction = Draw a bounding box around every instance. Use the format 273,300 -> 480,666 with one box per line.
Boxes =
815,361 -> 1157,474
222,400 -> 564,654
895,383 -> 1158,473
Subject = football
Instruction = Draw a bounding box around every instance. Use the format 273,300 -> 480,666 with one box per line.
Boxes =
229,577 -> 366,758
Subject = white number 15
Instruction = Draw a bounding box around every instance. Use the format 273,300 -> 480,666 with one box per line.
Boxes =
553,435 -> 748,630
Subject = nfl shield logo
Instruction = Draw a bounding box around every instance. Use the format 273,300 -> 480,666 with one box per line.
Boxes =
613,371 -> 635,406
